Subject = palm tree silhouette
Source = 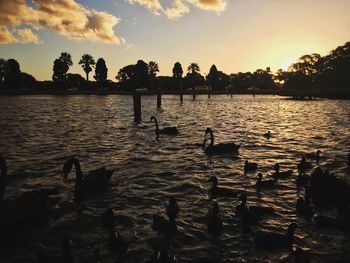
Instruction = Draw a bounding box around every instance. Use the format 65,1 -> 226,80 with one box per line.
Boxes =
187,63 -> 200,74
79,54 -> 95,81
148,61 -> 159,78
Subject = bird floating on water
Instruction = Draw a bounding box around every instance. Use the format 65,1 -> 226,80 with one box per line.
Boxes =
207,176 -> 238,198
264,131 -> 271,139
244,160 -> 258,173
63,157 -> 114,202
256,173 -> 275,191
272,163 -> 293,179
255,223 -> 297,250
203,128 -> 240,156
305,150 -> 321,163
150,116 -> 179,136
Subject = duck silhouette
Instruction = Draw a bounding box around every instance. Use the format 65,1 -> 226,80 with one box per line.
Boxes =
297,156 -> 312,174
203,128 -> 240,156
256,173 -> 275,191
272,163 -> 293,179
244,160 -> 258,173
236,193 -> 274,224
305,150 -> 321,163
150,116 -> 178,136
264,131 -> 271,139
255,223 -> 297,250
63,157 -> 114,202
207,176 -> 238,198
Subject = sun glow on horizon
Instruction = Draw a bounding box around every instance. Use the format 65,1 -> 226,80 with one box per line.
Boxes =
280,57 -> 298,71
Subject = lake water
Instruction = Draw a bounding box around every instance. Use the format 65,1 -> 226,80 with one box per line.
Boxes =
0,95 -> 350,262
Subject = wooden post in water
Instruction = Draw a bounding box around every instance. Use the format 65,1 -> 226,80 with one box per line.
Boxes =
180,93 -> 183,103
192,91 -> 196,100
157,92 -> 161,108
133,93 -> 141,122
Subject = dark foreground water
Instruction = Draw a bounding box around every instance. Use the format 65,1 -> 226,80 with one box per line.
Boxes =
0,95 -> 350,262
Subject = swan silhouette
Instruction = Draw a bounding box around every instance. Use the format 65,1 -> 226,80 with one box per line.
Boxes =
150,116 -> 178,136
203,128 -> 240,156
63,157 -> 114,202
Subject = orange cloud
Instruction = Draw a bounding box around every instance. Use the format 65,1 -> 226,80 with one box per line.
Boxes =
127,0 -> 228,19
17,28 -> 41,44
0,26 -> 17,44
0,0 -> 122,44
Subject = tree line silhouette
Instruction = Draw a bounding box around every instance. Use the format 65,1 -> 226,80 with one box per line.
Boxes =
0,41 -> 349,95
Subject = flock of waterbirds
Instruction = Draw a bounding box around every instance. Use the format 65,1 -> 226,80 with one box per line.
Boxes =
1,115 -> 350,262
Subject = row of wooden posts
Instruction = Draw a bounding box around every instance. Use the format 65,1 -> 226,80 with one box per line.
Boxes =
133,92 -> 233,122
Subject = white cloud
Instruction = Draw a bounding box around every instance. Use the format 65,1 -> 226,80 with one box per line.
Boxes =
0,0 -> 123,44
127,0 -> 228,19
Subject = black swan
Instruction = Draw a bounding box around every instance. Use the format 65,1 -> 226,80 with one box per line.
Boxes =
203,128 -> 240,156
150,116 -> 178,136
207,176 -> 238,198
63,157 -> 114,202
305,150 -> 321,163
166,196 -> 180,222
272,163 -> 293,179
256,173 -> 275,191
244,160 -> 258,173
255,223 -> 297,250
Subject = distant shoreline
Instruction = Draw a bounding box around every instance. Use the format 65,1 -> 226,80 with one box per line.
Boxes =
0,89 -> 349,100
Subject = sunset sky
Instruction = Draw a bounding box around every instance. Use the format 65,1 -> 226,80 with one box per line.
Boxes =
0,0 -> 349,80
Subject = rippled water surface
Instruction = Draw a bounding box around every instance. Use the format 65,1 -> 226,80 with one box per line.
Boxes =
1,95 -> 350,262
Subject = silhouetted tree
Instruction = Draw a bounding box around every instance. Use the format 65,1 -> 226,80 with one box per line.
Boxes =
116,65 -> 135,82
67,73 -> 86,89
52,52 -> 73,89
148,61 -> 159,78
79,54 -> 95,81
20,72 -> 36,90
0,58 -> 6,89
135,60 -> 149,88
94,58 -> 108,82
52,59 -> 66,82
148,61 -> 159,90
4,59 -> 21,89
187,63 -> 200,74
172,62 -> 183,79
59,52 -> 73,80
172,62 -> 183,91
207,64 -> 219,90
